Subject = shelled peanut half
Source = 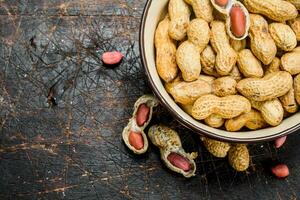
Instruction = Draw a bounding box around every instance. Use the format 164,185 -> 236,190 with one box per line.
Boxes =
122,95 -> 159,154
154,0 -> 300,132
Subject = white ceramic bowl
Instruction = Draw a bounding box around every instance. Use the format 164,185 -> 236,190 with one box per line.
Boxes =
139,0 -> 300,142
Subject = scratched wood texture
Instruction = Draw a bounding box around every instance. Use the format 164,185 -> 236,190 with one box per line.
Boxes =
0,1 -> 300,199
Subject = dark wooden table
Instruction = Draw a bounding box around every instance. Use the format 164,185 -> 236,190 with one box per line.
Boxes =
0,1 -> 300,199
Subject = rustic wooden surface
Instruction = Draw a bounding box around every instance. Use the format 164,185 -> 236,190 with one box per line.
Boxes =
0,1 -> 300,199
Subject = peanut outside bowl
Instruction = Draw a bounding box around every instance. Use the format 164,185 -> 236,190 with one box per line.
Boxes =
139,0 -> 300,142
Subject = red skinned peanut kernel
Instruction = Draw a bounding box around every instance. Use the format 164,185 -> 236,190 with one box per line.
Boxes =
128,131 -> 144,150
271,164 -> 289,178
230,6 -> 246,38
167,152 -> 191,172
274,136 -> 287,148
102,51 -> 124,65
215,0 -> 228,7
136,104 -> 150,126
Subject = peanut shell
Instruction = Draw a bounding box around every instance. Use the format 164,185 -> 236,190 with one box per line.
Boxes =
155,16 -> 178,83
237,49 -> 264,78
281,51 -> 300,75
210,21 -> 237,75
204,114 -> 224,128
286,0 -> 300,10
288,17 -> 300,41
279,87 -> 298,113
187,18 -> 210,53
165,77 -> 212,105
269,23 -> 297,51
294,74 -> 300,105
169,0 -> 191,41
212,76 -> 237,97
264,57 -> 281,75
148,125 -> 197,178
230,38 -> 246,52
192,94 -> 251,120
237,71 -> 293,102
226,1 -> 250,40
228,65 -> 243,81
251,99 -> 284,126
249,14 -> 277,65
122,119 -> 149,154
200,45 -> 219,77
210,0 -> 233,15
185,0 -> 214,22
228,144 -> 249,172
201,137 -> 231,158
176,41 -> 201,81
244,0 -> 298,22
225,109 -> 267,132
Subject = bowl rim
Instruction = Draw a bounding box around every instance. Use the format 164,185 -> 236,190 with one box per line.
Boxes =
138,0 -> 300,143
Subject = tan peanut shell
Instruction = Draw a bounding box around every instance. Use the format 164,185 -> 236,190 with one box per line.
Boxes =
294,74 -> 300,105
226,1 -> 250,40
200,45 -> 219,77
228,65 -> 243,81
293,46 -> 300,53
132,95 -> 160,129
228,144 -> 249,172
148,125 -> 197,178
237,71 -> 293,102
288,17 -> 300,41
168,0 -> 191,41
210,21 -> 237,75
264,57 -> 281,75
122,119 -> 149,154
122,95 -> 159,154
210,0 -> 233,15
155,17 -> 178,83
185,0 -> 214,22
187,18 -> 210,53
251,99 -> 284,126
198,75 -> 216,85
230,38 -> 246,52
204,114 -> 225,128
286,0 -> 300,10
180,103 -> 194,115
165,78 -> 212,105
269,23 -> 297,51
201,137 -> 231,158
176,41 -> 201,81
281,51 -> 300,75
212,76 -> 237,97
279,87 -> 298,113
249,14 -> 277,65
243,0 -> 298,22
237,49 -> 264,78
225,109 -> 267,132
192,94 -> 251,120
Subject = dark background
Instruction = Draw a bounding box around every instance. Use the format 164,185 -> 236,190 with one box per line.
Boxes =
0,1 -> 299,199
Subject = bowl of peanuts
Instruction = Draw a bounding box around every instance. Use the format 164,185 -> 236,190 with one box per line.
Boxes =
139,0 -> 300,142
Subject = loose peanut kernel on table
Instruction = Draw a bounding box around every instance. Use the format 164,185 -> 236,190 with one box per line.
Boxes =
271,164 -> 290,178
155,0 -> 300,132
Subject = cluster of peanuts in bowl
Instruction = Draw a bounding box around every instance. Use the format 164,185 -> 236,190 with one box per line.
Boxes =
155,0 -> 300,132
